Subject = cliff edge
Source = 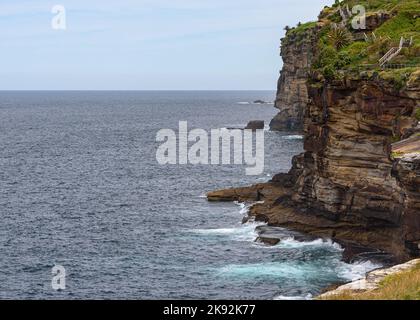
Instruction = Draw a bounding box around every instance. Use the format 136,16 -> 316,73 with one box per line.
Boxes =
269,22 -> 317,131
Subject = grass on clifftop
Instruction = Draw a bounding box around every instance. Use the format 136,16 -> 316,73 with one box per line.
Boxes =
286,21 -> 317,36
312,0 -> 420,81
321,262 -> 420,300
379,67 -> 418,90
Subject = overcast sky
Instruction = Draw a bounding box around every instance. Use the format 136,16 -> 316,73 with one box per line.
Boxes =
0,0 -> 329,90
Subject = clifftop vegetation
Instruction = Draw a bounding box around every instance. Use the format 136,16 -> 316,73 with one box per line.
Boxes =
284,0 -> 419,85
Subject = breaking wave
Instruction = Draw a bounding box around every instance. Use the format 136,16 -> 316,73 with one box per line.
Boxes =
191,221 -> 265,242
282,135 -> 303,140
278,237 -> 344,251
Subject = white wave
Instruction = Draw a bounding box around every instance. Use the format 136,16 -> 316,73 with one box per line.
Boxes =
217,258 -> 381,283
257,177 -> 269,181
218,261 -> 319,279
237,102 -> 250,105
233,201 -> 264,216
239,205 -> 249,215
233,201 -> 249,215
278,237 -> 344,251
282,135 -> 304,140
274,294 -> 312,300
338,260 -> 382,281
191,221 -> 265,241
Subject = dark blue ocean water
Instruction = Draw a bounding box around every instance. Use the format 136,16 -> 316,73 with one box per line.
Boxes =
0,91 -> 380,299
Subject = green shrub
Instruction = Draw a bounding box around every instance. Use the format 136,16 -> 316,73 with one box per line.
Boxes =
327,27 -> 353,50
367,37 -> 395,59
322,65 -> 337,80
336,51 -> 352,68
379,68 -> 415,90
313,46 -> 353,80
314,46 -> 339,69
288,21 -> 317,37
391,151 -> 404,159
415,108 -> 420,120
390,135 -> 401,143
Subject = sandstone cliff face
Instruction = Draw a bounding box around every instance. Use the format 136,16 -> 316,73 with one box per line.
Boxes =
210,1 -> 420,262
209,73 -> 420,261
269,26 -> 317,131
285,76 -> 420,260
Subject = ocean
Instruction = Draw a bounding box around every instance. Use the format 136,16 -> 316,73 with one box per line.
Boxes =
0,91 -> 380,299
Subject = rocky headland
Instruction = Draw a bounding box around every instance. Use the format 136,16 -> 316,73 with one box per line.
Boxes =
208,0 -> 420,264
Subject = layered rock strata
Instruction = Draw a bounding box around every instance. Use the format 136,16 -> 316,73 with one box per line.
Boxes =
208,75 -> 420,261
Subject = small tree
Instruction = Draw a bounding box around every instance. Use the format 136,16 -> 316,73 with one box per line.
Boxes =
327,27 -> 352,50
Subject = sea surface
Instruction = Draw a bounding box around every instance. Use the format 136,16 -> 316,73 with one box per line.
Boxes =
0,91 -> 380,299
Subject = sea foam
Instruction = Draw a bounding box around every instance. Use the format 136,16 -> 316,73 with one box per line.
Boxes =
282,134 -> 304,140
191,221 -> 265,242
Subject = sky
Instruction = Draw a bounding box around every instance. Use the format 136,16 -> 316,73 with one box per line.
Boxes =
0,0 -> 330,90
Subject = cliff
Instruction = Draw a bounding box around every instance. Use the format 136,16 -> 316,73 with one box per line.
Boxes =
209,0 -> 420,262
269,23 -> 317,131
281,73 -> 420,260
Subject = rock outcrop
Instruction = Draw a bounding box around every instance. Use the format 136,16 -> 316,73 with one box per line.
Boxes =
209,1 -> 420,263
287,75 -> 420,260
209,75 -> 420,261
245,120 -> 265,130
318,258 -> 420,299
269,24 -> 318,131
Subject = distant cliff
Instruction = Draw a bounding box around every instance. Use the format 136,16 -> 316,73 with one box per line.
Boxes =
209,0 -> 420,261
270,23 -> 317,131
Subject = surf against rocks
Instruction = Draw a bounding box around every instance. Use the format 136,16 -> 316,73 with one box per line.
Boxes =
155,121 -> 265,175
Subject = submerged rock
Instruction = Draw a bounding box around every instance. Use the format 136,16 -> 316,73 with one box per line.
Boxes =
255,237 -> 280,245
253,100 -> 268,104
